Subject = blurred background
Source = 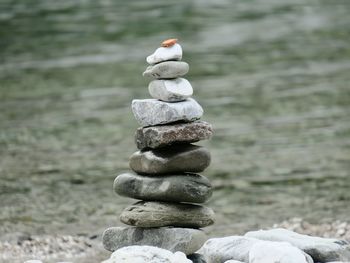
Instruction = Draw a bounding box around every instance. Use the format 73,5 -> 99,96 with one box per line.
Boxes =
1,0 -> 350,262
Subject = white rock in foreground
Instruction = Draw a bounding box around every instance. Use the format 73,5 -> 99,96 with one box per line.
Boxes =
131,98 -> 203,127
197,235 -> 313,263
146,43 -> 182,65
245,228 -> 350,262
101,245 -> 191,263
197,236 -> 258,263
249,241 -> 313,263
148,78 -> 193,102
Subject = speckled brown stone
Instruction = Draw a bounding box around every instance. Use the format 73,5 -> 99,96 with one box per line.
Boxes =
135,121 -> 213,150
120,201 -> 215,228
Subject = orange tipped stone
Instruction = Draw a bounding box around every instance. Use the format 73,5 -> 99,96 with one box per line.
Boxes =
161,38 -> 178,47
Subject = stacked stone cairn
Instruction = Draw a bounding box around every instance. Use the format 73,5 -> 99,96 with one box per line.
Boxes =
102,39 -> 215,256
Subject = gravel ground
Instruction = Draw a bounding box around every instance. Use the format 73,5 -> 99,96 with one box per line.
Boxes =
1,218 -> 349,263
0,234 -> 109,263
274,217 -> 350,241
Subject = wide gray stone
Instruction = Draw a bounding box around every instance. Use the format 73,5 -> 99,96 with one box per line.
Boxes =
131,98 -> 203,127
143,61 -> 189,79
245,228 -> 350,262
135,121 -> 213,150
114,173 -> 212,203
120,201 -> 215,228
129,144 -> 211,175
102,226 -> 207,255
102,245 -> 192,263
148,78 -> 193,102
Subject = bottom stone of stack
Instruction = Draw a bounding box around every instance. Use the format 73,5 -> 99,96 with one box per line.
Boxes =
102,226 -> 207,255
120,201 -> 215,228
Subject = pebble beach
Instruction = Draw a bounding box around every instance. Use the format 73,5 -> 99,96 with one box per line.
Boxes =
1,0 -> 350,262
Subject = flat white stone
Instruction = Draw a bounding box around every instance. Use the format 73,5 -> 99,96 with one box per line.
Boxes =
197,236 -> 313,263
245,228 -> 350,262
197,236 -> 257,263
143,61 -> 189,79
101,245 -> 191,263
146,43 -> 182,65
131,98 -> 203,127
148,78 -> 193,102
249,241 -> 313,263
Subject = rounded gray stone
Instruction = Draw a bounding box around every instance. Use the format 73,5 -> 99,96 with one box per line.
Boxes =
131,98 -> 203,127
148,78 -> 193,102
143,61 -> 189,79
102,226 -> 207,255
114,173 -> 212,203
120,201 -> 215,228
135,121 -> 213,150
129,144 -> 211,175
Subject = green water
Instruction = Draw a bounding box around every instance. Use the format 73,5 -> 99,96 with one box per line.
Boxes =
1,0 -> 350,250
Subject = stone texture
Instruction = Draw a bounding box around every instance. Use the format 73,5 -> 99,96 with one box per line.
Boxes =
245,228 -> 350,262
129,144 -> 211,175
101,245 -> 191,263
135,121 -> 213,150
197,236 -> 313,263
114,173 -> 212,203
143,61 -> 189,79
120,201 -> 215,228
197,236 -> 257,263
131,98 -> 203,127
146,43 -> 182,65
249,241 -> 313,263
148,78 -> 193,102
102,227 -> 207,255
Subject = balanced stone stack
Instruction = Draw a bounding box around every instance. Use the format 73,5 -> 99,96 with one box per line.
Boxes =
103,39 -> 215,256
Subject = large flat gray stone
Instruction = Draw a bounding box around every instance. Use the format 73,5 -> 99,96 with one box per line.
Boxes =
120,201 -> 215,228
135,121 -> 213,150
102,227 -> 207,255
114,173 -> 212,203
143,61 -> 189,79
131,98 -> 203,127
129,144 -> 211,175
245,228 -> 350,262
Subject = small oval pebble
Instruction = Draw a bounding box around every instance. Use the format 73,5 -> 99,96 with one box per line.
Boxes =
161,38 -> 178,47
143,61 -> 189,79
